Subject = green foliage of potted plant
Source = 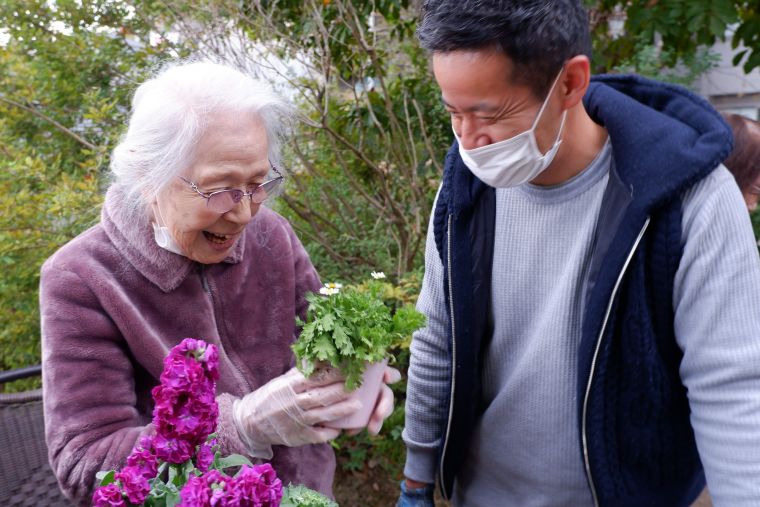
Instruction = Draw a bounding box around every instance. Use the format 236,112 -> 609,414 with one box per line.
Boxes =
280,484 -> 338,507
292,272 -> 426,428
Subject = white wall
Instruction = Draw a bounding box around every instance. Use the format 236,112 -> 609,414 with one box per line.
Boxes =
697,27 -> 760,120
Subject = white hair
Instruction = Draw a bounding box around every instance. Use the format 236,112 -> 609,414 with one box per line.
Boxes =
109,59 -> 292,217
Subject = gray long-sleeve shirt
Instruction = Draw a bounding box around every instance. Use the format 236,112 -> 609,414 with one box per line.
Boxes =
403,140 -> 760,506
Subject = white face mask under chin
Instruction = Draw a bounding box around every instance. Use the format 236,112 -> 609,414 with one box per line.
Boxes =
455,71 -> 567,188
152,202 -> 184,256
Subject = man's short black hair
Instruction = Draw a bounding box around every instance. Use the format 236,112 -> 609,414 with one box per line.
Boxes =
417,0 -> 592,98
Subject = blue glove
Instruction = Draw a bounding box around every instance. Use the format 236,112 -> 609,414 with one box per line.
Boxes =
396,479 -> 435,507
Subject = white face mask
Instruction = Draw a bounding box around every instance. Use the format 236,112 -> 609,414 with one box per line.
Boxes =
152,200 -> 184,256
455,71 -> 567,188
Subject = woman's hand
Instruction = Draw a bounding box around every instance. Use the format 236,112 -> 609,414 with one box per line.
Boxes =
232,367 -> 361,458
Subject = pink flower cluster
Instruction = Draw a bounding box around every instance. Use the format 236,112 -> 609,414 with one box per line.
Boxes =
93,338 -> 260,507
179,464 -> 283,507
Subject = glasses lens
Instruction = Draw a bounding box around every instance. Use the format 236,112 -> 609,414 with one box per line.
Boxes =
251,178 -> 283,204
207,189 -> 243,213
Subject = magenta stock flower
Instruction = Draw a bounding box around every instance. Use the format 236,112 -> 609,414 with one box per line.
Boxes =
115,466 -> 150,505
174,338 -> 220,380
179,475 -> 212,507
150,338 -> 219,468
196,442 -> 215,472
96,339 -> 290,506
152,433 -> 195,464
179,470 -> 232,507
176,338 -> 204,354
228,464 -> 283,507
126,436 -> 158,479
202,345 -> 220,380
202,469 -> 227,487
178,466 -> 284,507
91,484 -> 125,507
160,353 -> 207,391
204,470 -> 232,507
152,389 -> 217,447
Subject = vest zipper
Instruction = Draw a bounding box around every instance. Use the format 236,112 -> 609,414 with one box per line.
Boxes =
439,215 -> 457,500
581,217 -> 651,507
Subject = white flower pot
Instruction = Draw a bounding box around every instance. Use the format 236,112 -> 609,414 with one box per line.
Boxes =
325,358 -> 389,430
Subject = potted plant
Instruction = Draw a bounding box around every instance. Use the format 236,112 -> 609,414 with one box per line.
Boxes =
292,272 -> 426,429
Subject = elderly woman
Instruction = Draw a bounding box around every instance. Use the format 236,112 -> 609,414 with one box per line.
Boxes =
40,61 -> 396,505
723,113 -> 760,212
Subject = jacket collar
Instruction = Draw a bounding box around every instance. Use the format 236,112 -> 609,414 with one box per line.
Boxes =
101,185 -> 246,293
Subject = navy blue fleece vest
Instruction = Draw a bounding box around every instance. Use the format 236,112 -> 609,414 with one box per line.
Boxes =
430,74 -> 733,506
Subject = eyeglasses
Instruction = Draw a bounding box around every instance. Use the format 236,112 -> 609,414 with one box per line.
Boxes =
179,165 -> 284,214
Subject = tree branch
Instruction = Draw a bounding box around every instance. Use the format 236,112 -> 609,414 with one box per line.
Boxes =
0,96 -> 99,151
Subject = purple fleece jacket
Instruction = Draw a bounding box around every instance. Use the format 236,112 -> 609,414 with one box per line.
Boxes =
40,186 -> 333,505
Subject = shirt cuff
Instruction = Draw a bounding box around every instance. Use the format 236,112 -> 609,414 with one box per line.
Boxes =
404,444 -> 437,484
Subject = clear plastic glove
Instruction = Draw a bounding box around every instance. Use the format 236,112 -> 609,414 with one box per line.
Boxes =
396,479 -> 435,507
233,367 -> 361,459
350,366 -> 402,436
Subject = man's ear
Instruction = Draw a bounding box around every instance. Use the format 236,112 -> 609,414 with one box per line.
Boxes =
560,55 -> 591,110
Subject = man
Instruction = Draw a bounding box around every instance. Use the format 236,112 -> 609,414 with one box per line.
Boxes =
398,1 -> 760,506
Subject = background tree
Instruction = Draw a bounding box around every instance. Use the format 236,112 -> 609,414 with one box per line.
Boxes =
4,0 -> 760,377
0,0 -> 176,381
588,0 -> 760,74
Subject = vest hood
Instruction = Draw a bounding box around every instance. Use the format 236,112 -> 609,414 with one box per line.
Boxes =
584,74 -> 733,210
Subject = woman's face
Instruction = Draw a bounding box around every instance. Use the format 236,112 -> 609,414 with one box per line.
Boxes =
152,111 -> 272,264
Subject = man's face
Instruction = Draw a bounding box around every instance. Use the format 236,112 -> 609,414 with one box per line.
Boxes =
433,48 -> 564,153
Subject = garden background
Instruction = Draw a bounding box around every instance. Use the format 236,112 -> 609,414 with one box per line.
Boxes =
2,1 -> 759,505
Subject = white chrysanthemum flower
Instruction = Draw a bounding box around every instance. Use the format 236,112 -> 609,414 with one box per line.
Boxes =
319,283 -> 342,296
370,271 -> 386,279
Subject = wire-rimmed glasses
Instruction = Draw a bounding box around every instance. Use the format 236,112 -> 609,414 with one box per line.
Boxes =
179,165 -> 284,214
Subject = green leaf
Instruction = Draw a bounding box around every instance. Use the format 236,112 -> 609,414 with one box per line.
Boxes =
96,470 -> 115,486
312,336 -> 338,360
165,490 -> 181,507
318,312 -> 335,331
178,461 -> 195,487
216,454 -> 253,470
281,484 -> 339,507
332,324 -> 353,354
733,49 -> 748,66
168,464 -> 179,486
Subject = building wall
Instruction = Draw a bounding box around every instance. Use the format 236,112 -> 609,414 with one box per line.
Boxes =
697,28 -> 760,120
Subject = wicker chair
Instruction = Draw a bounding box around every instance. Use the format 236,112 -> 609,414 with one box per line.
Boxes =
0,366 -> 73,506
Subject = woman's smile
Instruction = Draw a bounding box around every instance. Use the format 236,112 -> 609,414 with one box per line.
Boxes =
203,230 -> 238,250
